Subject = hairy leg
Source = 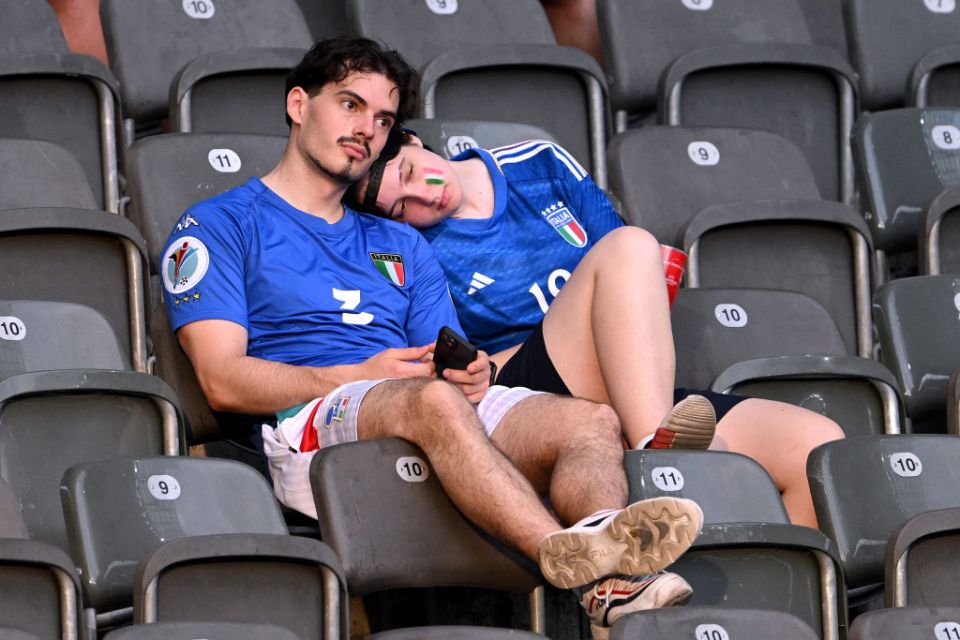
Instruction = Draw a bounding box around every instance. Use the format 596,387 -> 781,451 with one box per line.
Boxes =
491,394 -> 627,526
541,226 -> 676,447
713,398 -> 845,528
357,377 -> 561,561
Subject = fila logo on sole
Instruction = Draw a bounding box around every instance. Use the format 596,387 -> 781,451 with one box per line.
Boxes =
468,272 -> 495,295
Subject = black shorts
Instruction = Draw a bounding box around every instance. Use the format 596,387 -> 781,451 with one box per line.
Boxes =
495,321 -> 749,421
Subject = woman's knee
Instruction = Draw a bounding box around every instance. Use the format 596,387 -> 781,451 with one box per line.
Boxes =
596,226 -> 661,263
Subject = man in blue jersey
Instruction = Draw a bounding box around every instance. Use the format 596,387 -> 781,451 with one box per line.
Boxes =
161,38 -> 704,636
347,129 -> 846,529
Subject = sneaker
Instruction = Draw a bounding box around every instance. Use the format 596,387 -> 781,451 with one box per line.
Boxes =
537,497 -> 703,589
649,394 -> 716,449
581,571 -> 693,640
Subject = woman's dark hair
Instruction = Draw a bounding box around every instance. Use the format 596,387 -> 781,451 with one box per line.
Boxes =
284,37 -> 420,126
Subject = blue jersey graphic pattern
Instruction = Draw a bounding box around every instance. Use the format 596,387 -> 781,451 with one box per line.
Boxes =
419,141 -> 624,354
162,177 -> 462,367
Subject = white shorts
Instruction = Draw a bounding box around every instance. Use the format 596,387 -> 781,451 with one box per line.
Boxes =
261,381 -> 545,519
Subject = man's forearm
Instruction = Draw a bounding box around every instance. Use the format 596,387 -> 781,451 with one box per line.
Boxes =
196,354 -> 362,415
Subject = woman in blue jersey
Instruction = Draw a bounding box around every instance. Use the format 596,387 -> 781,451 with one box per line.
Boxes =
347,128 -> 844,529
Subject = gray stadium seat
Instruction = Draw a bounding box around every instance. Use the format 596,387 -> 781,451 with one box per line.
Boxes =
100,0 -> 312,133
310,438 -> 547,636
845,0 -> 960,110
671,288 -> 849,390
808,435 -> 960,592
853,108 -> 960,257
369,630 -> 545,640
873,275 -> 960,433
850,606 -> 960,640
0,370 -> 183,552
610,607 -> 819,640
0,208 -> 151,372
923,184 -> 960,274
0,539 -> 83,640
712,355 -> 905,437
596,0 -> 856,202
346,0 -> 556,69
0,53 -> 121,212
0,138 -> 98,210
170,47 -> 308,135
667,523 -> 843,639
660,47 -> 857,204
124,132 -> 286,272
625,449 -> 790,525
0,300 -> 128,379
403,119 -> 557,160
104,622 -> 300,640
419,46 -> 608,187
605,126 -> 822,248
60,456 -> 288,632
0,478 -> 26,539
684,200 -> 874,357
348,0 -> 605,182
0,0 -> 120,212
911,44 -> 960,108
0,0 -> 69,54
886,507 -> 960,607
134,533 -> 346,640
295,0 -> 351,41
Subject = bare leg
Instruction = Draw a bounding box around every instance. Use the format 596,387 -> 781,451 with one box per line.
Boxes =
712,398 -> 844,528
490,393 -> 626,526
48,0 -> 109,66
540,0 -> 604,66
540,226 -> 676,447
357,377 -> 562,561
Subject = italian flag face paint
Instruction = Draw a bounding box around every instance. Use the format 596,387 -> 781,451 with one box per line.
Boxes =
424,168 -> 445,185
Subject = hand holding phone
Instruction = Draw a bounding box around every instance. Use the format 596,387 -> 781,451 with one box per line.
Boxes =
434,326 -> 478,379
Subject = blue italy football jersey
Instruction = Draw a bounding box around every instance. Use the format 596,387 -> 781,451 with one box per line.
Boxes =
161,177 -> 462,367
419,141 -> 624,354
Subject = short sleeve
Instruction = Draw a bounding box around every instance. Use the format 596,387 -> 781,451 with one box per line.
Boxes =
160,204 -> 249,332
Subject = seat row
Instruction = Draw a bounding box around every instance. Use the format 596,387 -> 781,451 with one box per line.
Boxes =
6,431 -> 960,639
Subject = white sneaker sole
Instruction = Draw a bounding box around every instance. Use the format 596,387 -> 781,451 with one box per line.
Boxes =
538,497 -> 703,589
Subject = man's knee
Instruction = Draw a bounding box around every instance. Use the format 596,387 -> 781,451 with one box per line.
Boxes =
557,398 -> 623,447
404,378 -> 482,437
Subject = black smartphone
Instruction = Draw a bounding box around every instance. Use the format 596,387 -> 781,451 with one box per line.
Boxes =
434,326 -> 478,379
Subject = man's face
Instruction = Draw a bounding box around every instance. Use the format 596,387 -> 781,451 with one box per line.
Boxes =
291,71 -> 400,185
370,144 -> 462,228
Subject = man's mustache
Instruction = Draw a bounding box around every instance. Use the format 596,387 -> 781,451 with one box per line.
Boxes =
338,136 -> 370,159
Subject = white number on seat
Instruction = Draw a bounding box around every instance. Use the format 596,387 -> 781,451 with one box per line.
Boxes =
446,135 -> 478,158
695,624 -> 730,640
147,475 -> 181,500
932,125 -> 960,150
396,456 -> 430,482
182,0 -> 215,19
890,452 -> 923,478
207,148 -> 242,173
688,141 -> 720,166
425,0 -> 457,15
682,0 -> 714,11
925,0 -> 956,14
0,316 -> 26,341
332,289 -> 374,325
714,304 -> 748,328
652,466 -> 685,492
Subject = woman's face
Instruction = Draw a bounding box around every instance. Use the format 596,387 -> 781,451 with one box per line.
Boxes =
373,144 -> 462,228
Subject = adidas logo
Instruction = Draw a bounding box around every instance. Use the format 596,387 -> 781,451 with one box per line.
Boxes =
468,272 -> 494,295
